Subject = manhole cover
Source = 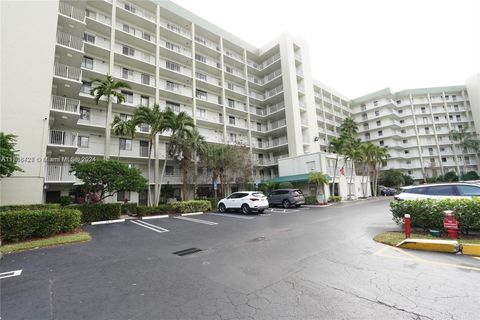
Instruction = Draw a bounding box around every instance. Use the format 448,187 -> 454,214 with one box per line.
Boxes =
172,248 -> 203,256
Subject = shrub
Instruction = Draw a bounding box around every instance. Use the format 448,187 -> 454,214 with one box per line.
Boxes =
59,196 -> 72,207
136,204 -> 174,216
462,171 -> 480,181
329,196 -> 342,202
390,198 -> 480,234
278,182 -> 294,189
71,203 -> 122,223
0,208 -> 81,242
304,196 -> 317,205
443,171 -> 459,182
121,203 -> 138,216
195,198 -> 217,210
0,203 -> 60,212
172,200 -> 212,213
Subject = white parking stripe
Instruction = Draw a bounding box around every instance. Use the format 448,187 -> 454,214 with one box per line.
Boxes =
0,270 -> 22,280
135,220 -> 169,232
174,216 -> 218,225
131,220 -> 169,233
209,213 -> 255,220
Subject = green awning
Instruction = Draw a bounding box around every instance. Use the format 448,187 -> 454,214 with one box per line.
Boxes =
266,173 -> 311,184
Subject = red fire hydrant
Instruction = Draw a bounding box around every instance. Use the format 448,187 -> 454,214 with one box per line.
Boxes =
443,210 -> 459,240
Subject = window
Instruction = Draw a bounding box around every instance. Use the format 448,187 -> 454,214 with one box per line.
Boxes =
121,91 -> 133,103
452,95 -> 457,101
78,136 -> 89,148
230,133 -> 237,142
405,187 -> 428,194
434,116 -> 439,121
406,160 -> 411,165
122,45 -> 134,56
197,108 -> 206,118
378,130 -> 383,137
140,95 -> 149,107
364,133 -> 370,140
361,104 -> 366,111
83,32 -> 95,44
166,60 -> 180,72
440,147 -> 445,152
196,89 -> 207,100
195,53 -> 206,63
401,129 -> 406,134
119,138 -> 132,151
398,109 -> 403,114
167,81 -> 179,92
396,99 -> 401,104
166,101 -> 180,112
404,150 -> 409,154
456,115 -> 461,121
421,107 -> 426,114
141,73 -> 150,85
428,147 -> 433,155
465,156 -> 470,164
373,100 -> 378,106
457,185 -> 480,196
442,157 -> 447,163
140,140 -> 149,157
85,8 -> 97,19
458,125 -> 463,130
362,113 -> 367,120
399,119 -> 404,124
122,67 -> 133,79
166,41 -> 180,52
124,3 -> 136,13
142,32 -> 151,42
119,113 -> 132,121
228,99 -> 235,108
375,110 -> 380,116
165,166 -> 174,176
426,185 -> 457,196
430,158 -> 435,163
376,120 -> 381,126
423,117 -> 428,124
80,107 -> 90,120
425,127 -> 430,134
227,82 -> 235,91
123,24 -> 134,34
449,115 -> 453,120
195,72 -> 207,81
117,191 -> 130,202
403,139 -> 407,144
229,116 -> 235,125
226,66 -> 233,73
407,170 -> 413,175
379,140 -> 384,146
82,56 -> 93,69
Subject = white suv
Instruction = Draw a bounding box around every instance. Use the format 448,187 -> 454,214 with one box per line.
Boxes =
395,183 -> 480,201
217,191 -> 269,214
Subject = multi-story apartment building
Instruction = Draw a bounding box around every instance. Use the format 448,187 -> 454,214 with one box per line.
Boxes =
1,0 -> 479,205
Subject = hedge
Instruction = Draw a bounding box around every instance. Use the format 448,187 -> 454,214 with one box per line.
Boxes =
0,203 -> 60,212
195,198 -> 217,210
390,198 -> 480,234
136,204 -> 175,216
136,200 -> 212,216
121,203 -> 138,216
0,208 -> 81,242
329,196 -> 342,202
70,203 -> 122,223
305,196 -> 317,205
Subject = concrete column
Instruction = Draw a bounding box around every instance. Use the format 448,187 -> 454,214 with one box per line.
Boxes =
219,38 -> 227,143
409,94 -> 426,181
427,93 -> 445,175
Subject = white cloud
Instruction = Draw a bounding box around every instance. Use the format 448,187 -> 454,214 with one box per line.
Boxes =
172,0 -> 480,98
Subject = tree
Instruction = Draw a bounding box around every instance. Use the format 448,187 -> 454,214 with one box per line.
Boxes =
462,171 -> 480,181
90,74 -> 131,159
133,104 -> 170,206
0,132 -> 23,178
340,117 -> 358,138
402,174 -> 414,186
358,142 -> 376,197
328,137 -> 344,196
449,124 -> 480,178
343,138 -> 362,199
308,172 -> 329,204
70,159 -> 147,202
444,171 -> 459,182
379,169 -> 405,188
111,115 -> 136,159
259,181 -> 277,195
278,182 -> 294,189
371,146 -> 390,196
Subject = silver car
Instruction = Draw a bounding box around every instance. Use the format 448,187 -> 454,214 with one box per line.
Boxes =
267,189 -> 305,208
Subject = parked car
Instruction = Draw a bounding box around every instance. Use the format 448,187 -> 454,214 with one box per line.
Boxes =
394,183 -> 480,201
378,185 -> 396,196
267,189 -> 305,208
217,191 -> 269,214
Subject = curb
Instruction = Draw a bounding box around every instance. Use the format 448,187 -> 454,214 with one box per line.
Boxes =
91,218 -> 126,225
396,238 -> 459,253
181,212 -> 203,216
141,214 -> 169,220
461,244 -> 480,256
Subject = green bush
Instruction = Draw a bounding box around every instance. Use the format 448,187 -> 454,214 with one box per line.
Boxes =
462,171 -> 480,181
59,196 -> 72,207
0,208 -> 81,242
329,196 -> 342,202
195,198 -> 217,210
136,204 -> 174,216
121,203 -> 138,216
304,196 -> 317,205
0,203 -> 60,212
390,198 -> 480,234
71,203 -> 122,223
172,200 -> 212,213
278,182 -> 294,189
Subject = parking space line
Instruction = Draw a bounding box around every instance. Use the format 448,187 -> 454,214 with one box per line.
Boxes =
208,213 -> 255,220
0,269 -> 22,280
174,216 -> 218,225
131,220 -> 169,233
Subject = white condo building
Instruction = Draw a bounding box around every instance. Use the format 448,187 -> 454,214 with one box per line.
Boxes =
1,0 -> 479,205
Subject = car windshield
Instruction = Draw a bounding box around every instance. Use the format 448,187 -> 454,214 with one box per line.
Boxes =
252,192 -> 265,198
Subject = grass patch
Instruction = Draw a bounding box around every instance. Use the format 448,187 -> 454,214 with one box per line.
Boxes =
373,231 -> 480,246
0,231 -> 91,254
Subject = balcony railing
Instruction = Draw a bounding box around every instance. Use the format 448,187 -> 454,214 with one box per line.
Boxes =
269,119 -> 286,130
51,95 -> 80,113
56,31 -> 84,51
271,136 -> 288,147
54,62 -> 82,81
49,130 -> 78,146
160,39 -> 191,57
265,85 -> 283,98
117,0 -> 155,22
159,19 -> 191,38
194,35 -> 220,52
58,2 -> 85,22
46,164 -> 76,182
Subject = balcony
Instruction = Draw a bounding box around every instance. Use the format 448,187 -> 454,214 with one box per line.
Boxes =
115,43 -> 155,66
114,66 -> 155,88
159,19 -> 191,39
58,2 -> 85,23
194,35 -> 220,52
269,119 -> 287,131
56,31 -> 84,51
117,0 -> 155,23
51,95 -> 80,113
226,100 -> 247,112
49,130 -> 78,146
160,38 -> 191,58
265,85 -> 283,99
271,136 -> 288,148
54,62 -> 82,81
159,79 -> 192,100
45,164 -> 76,183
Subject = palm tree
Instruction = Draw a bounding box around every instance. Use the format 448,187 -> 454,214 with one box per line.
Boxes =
133,104 -> 169,206
328,137 -> 344,197
308,172 -> 329,204
111,115 -> 136,159
90,74 -> 131,159
449,125 -> 479,178
372,146 -> 390,196
340,117 -> 358,138
358,142 -> 376,197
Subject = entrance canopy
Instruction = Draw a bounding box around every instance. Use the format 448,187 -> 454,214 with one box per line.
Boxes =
266,173 -> 311,184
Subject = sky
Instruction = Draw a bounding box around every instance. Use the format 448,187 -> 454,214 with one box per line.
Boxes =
172,0 -> 480,99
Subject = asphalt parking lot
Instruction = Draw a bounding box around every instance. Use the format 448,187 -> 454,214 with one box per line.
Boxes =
2,199 -> 480,320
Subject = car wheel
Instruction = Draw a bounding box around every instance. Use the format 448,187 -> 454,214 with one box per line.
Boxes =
218,203 -> 226,213
258,209 -> 264,213
282,200 -> 290,208
241,204 -> 250,214
295,204 -> 301,208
